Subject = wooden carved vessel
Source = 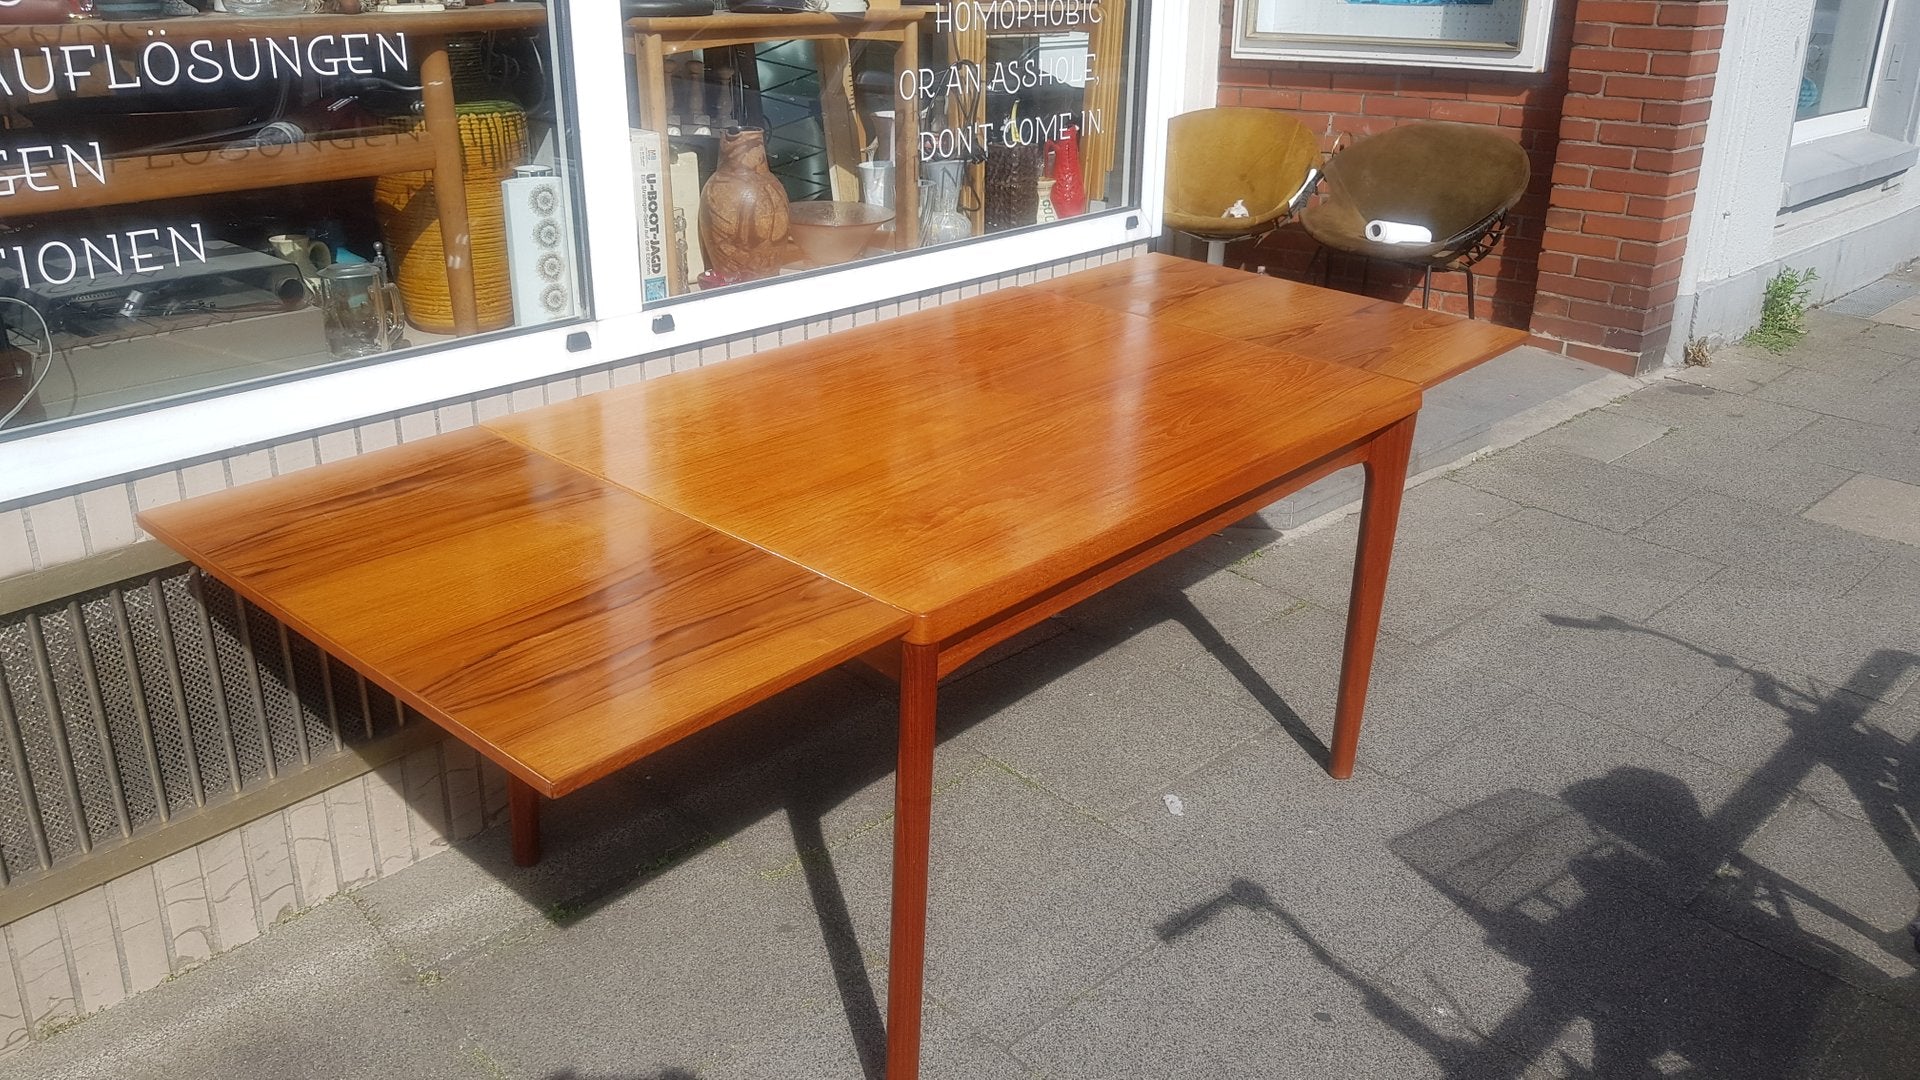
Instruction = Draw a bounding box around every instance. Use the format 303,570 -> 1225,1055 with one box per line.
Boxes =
699,128 -> 790,283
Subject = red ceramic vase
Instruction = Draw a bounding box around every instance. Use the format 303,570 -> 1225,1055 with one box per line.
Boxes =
1047,125 -> 1087,218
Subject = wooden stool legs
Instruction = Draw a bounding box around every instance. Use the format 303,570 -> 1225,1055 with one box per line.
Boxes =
508,775 -> 541,867
1330,414 -> 1416,779
884,641 -> 939,1080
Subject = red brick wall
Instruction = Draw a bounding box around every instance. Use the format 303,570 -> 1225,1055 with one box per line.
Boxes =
1213,0 -> 1580,328
1529,0 -> 1725,373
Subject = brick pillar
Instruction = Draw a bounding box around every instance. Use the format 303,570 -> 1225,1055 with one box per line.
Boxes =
1529,0 -> 1726,374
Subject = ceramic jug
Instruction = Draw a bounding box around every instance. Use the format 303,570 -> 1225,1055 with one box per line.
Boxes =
699,129 -> 790,283
1047,125 -> 1087,218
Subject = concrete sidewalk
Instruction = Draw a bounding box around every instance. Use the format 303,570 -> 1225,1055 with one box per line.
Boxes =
5,284 -> 1918,1079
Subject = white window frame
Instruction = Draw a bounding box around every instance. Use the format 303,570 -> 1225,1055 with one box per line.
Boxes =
2,0 -> 1179,507
1792,0 -> 1900,145
1231,0 -> 1558,73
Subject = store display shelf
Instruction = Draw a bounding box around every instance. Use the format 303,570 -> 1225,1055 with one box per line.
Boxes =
0,130 -> 431,217
0,4 -> 548,47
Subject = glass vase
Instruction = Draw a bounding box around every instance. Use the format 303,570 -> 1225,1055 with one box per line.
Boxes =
918,161 -> 972,247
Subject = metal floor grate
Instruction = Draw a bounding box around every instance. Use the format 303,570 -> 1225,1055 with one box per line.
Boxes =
0,567 -> 408,887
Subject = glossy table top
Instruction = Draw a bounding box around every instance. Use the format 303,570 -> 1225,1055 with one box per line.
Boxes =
487,288 -> 1421,644
138,429 -> 910,798
1032,253 -> 1528,389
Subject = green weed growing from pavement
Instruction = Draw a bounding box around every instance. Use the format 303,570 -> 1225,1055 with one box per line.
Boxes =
1745,266 -> 1818,352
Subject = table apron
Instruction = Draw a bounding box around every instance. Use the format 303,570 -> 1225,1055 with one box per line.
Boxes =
857,428 -> 1385,684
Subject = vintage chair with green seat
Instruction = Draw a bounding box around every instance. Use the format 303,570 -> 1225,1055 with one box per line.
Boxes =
1301,121 -> 1530,320
1163,107 -> 1322,266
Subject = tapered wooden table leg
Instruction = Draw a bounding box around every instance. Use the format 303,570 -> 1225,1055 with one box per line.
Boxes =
508,775 -> 541,867
884,640 -> 938,1080
1329,414 -> 1417,779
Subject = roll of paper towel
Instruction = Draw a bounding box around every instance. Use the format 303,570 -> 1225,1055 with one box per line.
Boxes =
1366,219 -> 1433,245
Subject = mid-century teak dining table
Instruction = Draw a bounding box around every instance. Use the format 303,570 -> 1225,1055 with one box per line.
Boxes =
139,255 -> 1525,1079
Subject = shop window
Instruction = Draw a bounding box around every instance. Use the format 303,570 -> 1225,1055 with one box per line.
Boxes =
1229,0 -> 1558,73
623,0 -> 1142,300
1781,0 -> 1920,209
1794,0 -> 1896,142
0,1 -> 584,435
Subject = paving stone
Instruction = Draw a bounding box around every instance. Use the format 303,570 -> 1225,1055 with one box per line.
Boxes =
352,774 -> 709,974
1381,854 -> 1855,1079
1523,409 -> 1671,463
1648,568 -> 1920,705
1229,483 -> 1529,643
694,996 -> 1034,1080
1412,598 -> 1755,738
1632,490 -> 1897,595
1251,506 -> 1722,648
1010,882 -> 1531,1080
1754,366 -> 1920,431
1248,467 -> 1367,530
1434,345 -> 1609,427
1611,381 -> 1823,441
1781,332 -> 1918,378
1172,603 -> 1528,778
952,655 -> 1269,817
1767,322 -> 1911,382
1773,414 -> 1920,486
1849,548 -> 1920,603
1107,729 -> 1505,974
1788,311 -> 1920,372
636,668 -> 984,878
0,900 -> 484,1080
830,763 -> 1205,1046
1246,347 -> 1606,530
1453,444 -> 1697,531
1803,473 -> 1920,547
1055,550 -> 1303,674
1691,796 -> 1920,1010
1869,355 -> 1920,399
1396,698 -> 1758,904
1235,477 -> 1522,568
1614,423 -> 1856,513
1454,509 -> 1723,623
1667,669 -> 1920,828
1802,990 -> 1920,1078
1671,349 -> 1794,394
1855,316 -> 1920,357
1821,278 -> 1919,317
407,851 -> 856,1080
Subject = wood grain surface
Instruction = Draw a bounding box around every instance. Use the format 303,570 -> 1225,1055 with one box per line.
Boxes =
138,429 -> 909,798
1031,253 -> 1527,389
486,289 -> 1419,644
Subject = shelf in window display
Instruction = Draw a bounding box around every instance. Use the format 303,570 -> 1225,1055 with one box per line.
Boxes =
0,3 -> 547,42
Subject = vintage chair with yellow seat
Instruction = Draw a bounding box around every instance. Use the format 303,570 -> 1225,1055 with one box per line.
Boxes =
1163,107 -> 1322,266
1301,121 -> 1530,320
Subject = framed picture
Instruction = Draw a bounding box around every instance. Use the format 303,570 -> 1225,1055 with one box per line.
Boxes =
1232,0 -> 1558,72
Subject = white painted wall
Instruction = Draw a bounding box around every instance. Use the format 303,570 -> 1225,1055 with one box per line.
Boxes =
1679,0 -> 1920,354
1185,0 -> 1223,112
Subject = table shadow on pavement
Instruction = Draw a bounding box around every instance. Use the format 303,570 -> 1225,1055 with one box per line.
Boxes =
1138,615 -> 1919,1078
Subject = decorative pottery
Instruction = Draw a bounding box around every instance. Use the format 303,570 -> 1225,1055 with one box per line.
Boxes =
787,201 -> 892,266
1036,177 -> 1058,224
1048,125 -> 1087,217
699,129 -> 790,282
374,100 -> 528,333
